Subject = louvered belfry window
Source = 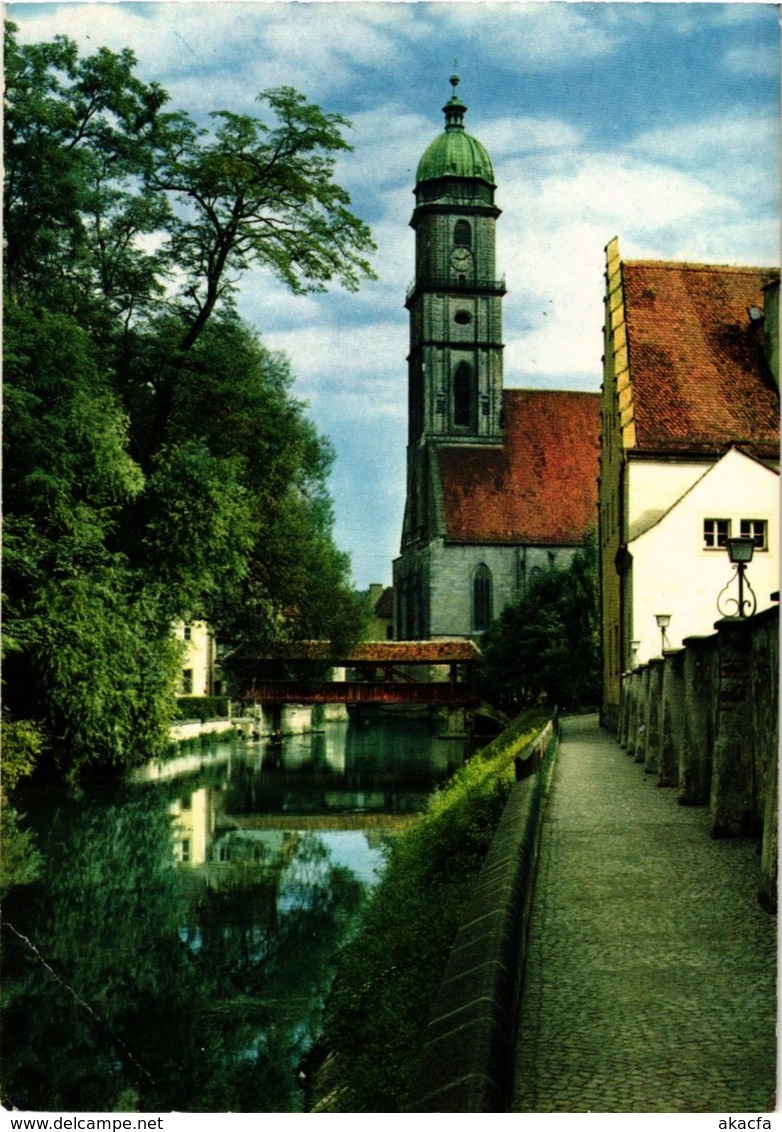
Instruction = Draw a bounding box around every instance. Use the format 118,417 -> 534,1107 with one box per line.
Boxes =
454,219 -> 472,248
454,362 -> 472,427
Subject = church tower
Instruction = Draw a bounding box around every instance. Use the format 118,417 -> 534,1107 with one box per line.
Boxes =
393,78 -> 600,643
402,76 -> 505,552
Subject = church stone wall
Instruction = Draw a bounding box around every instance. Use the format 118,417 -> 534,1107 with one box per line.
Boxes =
427,542 -> 580,639
428,542 -> 516,637
396,540 -> 583,641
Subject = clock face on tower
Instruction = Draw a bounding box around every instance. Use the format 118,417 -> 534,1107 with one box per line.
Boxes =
450,247 -> 472,272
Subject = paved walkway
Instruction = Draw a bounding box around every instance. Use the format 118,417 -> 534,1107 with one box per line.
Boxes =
512,714 -> 777,1113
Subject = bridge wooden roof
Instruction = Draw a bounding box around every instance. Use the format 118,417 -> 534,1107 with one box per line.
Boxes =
229,639 -> 482,665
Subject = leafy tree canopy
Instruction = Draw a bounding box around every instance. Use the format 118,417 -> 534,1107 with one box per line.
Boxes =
479,531 -> 600,712
3,22 -> 374,778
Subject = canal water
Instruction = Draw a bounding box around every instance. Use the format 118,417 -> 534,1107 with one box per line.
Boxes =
2,714 -> 472,1113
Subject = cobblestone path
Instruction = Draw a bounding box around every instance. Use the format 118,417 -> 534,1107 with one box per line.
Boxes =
512,714 -> 777,1113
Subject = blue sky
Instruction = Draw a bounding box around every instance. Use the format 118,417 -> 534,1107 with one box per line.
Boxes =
10,1 -> 781,591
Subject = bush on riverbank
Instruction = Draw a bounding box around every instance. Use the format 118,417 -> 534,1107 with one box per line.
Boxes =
308,707 -> 550,1113
173,695 -> 230,722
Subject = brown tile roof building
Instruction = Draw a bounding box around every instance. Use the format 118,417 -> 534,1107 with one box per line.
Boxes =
621,262 -> 779,458
437,388 -> 601,544
599,241 -> 780,728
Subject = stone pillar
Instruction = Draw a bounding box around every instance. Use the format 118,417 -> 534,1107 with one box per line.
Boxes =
617,672 -> 629,745
281,704 -> 314,734
711,618 -> 754,838
442,707 -> 470,737
322,703 -> 349,722
751,609 -> 778,910
679,635 -> 715,806
626,667 -> 645,759
625,674 -> 637,748
633,665 -> 651,764
643,657 -> 664,775
659,649 -> 685,787
759,756 -> 777,912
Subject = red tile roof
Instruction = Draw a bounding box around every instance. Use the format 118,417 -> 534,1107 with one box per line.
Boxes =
622,262 -> 779,456
437,389 -> 600,544
231,640 -> 482,663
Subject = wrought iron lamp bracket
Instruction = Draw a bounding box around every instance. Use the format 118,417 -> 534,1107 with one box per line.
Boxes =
717,564 -> 757,619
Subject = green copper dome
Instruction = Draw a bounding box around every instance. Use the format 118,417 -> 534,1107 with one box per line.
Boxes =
416,76 -> 495,186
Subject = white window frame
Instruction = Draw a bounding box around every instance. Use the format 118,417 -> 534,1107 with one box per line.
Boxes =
740,518 -> 768,551
703,517 -> 731,550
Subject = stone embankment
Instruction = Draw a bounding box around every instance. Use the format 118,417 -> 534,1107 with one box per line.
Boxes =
169,718 -> 236,744
169,701 -> 350,746
406,718 -> 558,1112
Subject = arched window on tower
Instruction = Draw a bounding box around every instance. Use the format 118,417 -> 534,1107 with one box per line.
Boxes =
472,563 -> 493,632
454,219 -> 472,248
454,362 -> 473,428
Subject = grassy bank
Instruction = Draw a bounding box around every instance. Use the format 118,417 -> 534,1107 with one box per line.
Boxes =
308,707 -> 551,1113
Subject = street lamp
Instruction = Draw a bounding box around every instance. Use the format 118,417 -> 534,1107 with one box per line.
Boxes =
630,640 -> 641,666
655,614 -> 671,653
717,536 -> 757,618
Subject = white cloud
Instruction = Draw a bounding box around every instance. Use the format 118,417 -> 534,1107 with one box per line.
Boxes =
438,2 -> 622,69
263,322 -> 408,420
723,43 -> 780,79
481,115 -> 585,157
628,112 -> 780,208
336,106 -> 437,194
9,2 -> 429,116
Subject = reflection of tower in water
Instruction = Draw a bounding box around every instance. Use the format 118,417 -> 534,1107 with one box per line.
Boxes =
162,716 -> 473,825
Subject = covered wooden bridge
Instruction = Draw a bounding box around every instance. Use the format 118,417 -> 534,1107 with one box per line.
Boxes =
229,639 -> 483,706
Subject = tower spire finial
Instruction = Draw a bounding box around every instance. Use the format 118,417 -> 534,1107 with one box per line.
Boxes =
443,67 -> 466,131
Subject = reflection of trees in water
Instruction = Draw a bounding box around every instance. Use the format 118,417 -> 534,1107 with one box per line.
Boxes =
195,834 -> 365,1025
1,791 -> 369,1113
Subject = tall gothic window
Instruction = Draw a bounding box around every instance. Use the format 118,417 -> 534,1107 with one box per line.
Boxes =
454,219 -> 472,248
454,362 -> 473,428
472,564 -> 493,631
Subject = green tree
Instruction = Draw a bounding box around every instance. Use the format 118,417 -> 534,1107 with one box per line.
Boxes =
0,716 -> 45,892
3,305 -> 180,778
3,23 -> 374,778
480,531 -> 600,711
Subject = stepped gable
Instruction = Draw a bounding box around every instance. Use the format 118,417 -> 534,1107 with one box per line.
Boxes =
437,388 -> 600,545
622,261 -> 779,458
